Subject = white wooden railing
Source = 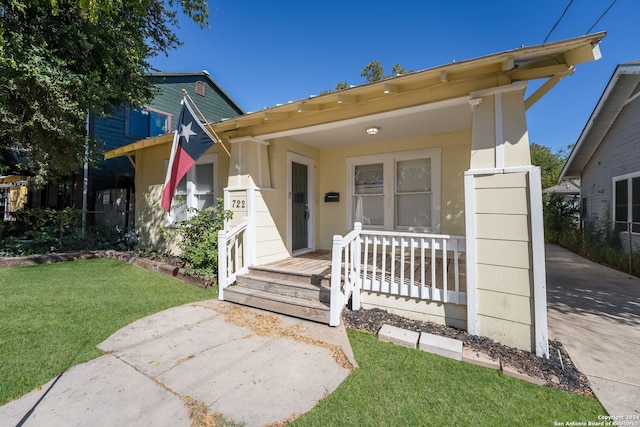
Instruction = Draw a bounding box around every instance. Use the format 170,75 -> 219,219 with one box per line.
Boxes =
329,224 -> 466,326
217,217 -> 250,300
329,223 -> 363,326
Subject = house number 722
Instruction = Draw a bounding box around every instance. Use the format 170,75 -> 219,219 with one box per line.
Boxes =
231,199 -> 246,209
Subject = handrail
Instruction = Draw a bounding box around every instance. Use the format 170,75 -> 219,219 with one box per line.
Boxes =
329,222 -> 362,326
217,217 -> 250,299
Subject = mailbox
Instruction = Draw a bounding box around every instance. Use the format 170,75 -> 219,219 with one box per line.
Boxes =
324,192 -> 340,202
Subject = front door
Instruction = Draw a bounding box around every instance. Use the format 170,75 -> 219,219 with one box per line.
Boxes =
291,161 -> 308,251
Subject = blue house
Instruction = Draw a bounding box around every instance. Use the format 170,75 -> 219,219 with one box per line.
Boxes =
28,71 -> 243,226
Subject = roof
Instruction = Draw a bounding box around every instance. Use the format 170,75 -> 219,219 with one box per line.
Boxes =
147,70 -> 245,115
560,61 -> 640,179
542,179 -> 580,195
106,33 -> 605,160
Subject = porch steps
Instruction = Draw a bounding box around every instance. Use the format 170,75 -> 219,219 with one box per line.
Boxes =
224,265 -> 332,324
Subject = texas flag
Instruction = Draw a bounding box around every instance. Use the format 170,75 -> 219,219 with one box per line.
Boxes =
161,97 -> 217,212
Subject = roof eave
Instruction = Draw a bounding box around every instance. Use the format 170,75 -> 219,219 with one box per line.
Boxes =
560,61 -> 640,180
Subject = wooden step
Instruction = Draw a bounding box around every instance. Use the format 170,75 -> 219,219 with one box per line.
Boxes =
223,285 -> 330,324
236,274 -> 330,303
246,265 -> 331,287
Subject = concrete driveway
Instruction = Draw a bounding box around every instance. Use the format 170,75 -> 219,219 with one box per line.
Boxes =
546,244 -> 640,417
0,300 -> 355,427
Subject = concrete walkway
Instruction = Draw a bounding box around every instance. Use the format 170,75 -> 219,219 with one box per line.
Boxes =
0,300 -> 356,427
546,244 -> 640,417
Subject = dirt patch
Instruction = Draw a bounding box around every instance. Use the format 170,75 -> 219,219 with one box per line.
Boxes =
342,307 -> 594,397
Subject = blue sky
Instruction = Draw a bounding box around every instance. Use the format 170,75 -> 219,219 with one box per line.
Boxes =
151,0 -> 638,154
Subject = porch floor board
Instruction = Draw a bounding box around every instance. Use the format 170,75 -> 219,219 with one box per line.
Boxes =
263,250 -> 466,293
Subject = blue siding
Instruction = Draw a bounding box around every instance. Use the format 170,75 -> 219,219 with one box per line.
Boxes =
88,72 -> 243,208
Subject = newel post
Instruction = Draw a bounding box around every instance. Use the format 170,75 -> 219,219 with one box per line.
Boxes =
217,230 -> 228,300
352,222 -> 363,311
329,234 -> 343,326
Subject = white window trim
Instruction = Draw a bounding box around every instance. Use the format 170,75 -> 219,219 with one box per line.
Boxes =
346,148 -> 441,233
166,153 -> 218,225
612,170 -> 640,234
125,105 -> 172,138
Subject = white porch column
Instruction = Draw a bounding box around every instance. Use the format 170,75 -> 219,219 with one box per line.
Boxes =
465,83 -> 549,358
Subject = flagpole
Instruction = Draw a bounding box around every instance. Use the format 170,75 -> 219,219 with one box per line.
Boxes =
181,89 -> 239,170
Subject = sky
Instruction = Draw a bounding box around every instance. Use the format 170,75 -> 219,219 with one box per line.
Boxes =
150,0 -> 638,154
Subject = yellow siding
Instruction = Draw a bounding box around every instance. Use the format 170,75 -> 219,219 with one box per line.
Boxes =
477,315 -> 534,351
361,291 -> 467,330
315,131 -> 471,249
477,289 -> 532,324
469,170 -> 536,351
469,87 -> 532,170
134,141 -> 230,254
474,188 -> 529,214
476,214 -> 530,241
470,95 -> 496,169
502,89 -> 532,167
476,239 -> 531,270
254,190 -> 288,264
474,172 -> 528,188
476,264 -> 532,297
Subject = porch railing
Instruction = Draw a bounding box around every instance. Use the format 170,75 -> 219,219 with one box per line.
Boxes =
329,223 -> 362,326
329,224 -> 466,326
217,217 -> 250,300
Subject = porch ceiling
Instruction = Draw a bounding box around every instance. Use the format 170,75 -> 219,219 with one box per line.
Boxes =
254,98 -> 472,148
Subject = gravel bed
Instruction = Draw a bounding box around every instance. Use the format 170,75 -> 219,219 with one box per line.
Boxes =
342,307 -> 594,396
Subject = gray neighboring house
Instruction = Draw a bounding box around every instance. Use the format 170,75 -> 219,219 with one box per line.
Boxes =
560,61 -> 640,252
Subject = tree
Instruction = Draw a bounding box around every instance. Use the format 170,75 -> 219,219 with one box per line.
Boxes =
0,0 -> 209,180
320,61 -> 413,94
360,61 -> 411,83
529,143 -> 569,190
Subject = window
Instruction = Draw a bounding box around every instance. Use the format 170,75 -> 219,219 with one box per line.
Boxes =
125,106 -> 171,138
195,81 -> 206,96
613,173 -> 640,233
581,197 -> 589,219
354,163 -> 384,226
167,154 -> 217,224
348,148 -> 441,232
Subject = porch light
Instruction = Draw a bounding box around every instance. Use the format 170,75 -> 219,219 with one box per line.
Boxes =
366,126 -> 380,135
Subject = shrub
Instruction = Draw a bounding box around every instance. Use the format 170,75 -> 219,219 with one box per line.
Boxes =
543,194 -> 578,244
162,198 -> 232,283
0,207 -> 135,256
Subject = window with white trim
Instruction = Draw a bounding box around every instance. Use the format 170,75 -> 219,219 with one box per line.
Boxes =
125,106 -> 171,139
613,172 -> 640,233
167,153 -> 217,224
347,148 -> 441,232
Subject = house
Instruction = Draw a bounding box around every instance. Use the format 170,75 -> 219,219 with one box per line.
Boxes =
543,178 -> 580,218
560,61 -> 640,252
106,33 -> 605,357
0,175 -> 28,220
28,71 -> 243,229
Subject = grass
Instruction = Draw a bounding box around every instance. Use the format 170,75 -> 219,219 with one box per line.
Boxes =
1,259 -> 606,425
0,258 -> 213,406
292,329 -> 606,426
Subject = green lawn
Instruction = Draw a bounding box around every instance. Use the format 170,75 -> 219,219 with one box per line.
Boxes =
293,330 -> 606,426
0,258 -> 213,406
1,258 -> 606,425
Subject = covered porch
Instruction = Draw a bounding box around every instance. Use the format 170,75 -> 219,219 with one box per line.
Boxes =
219,223 -> 467,330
